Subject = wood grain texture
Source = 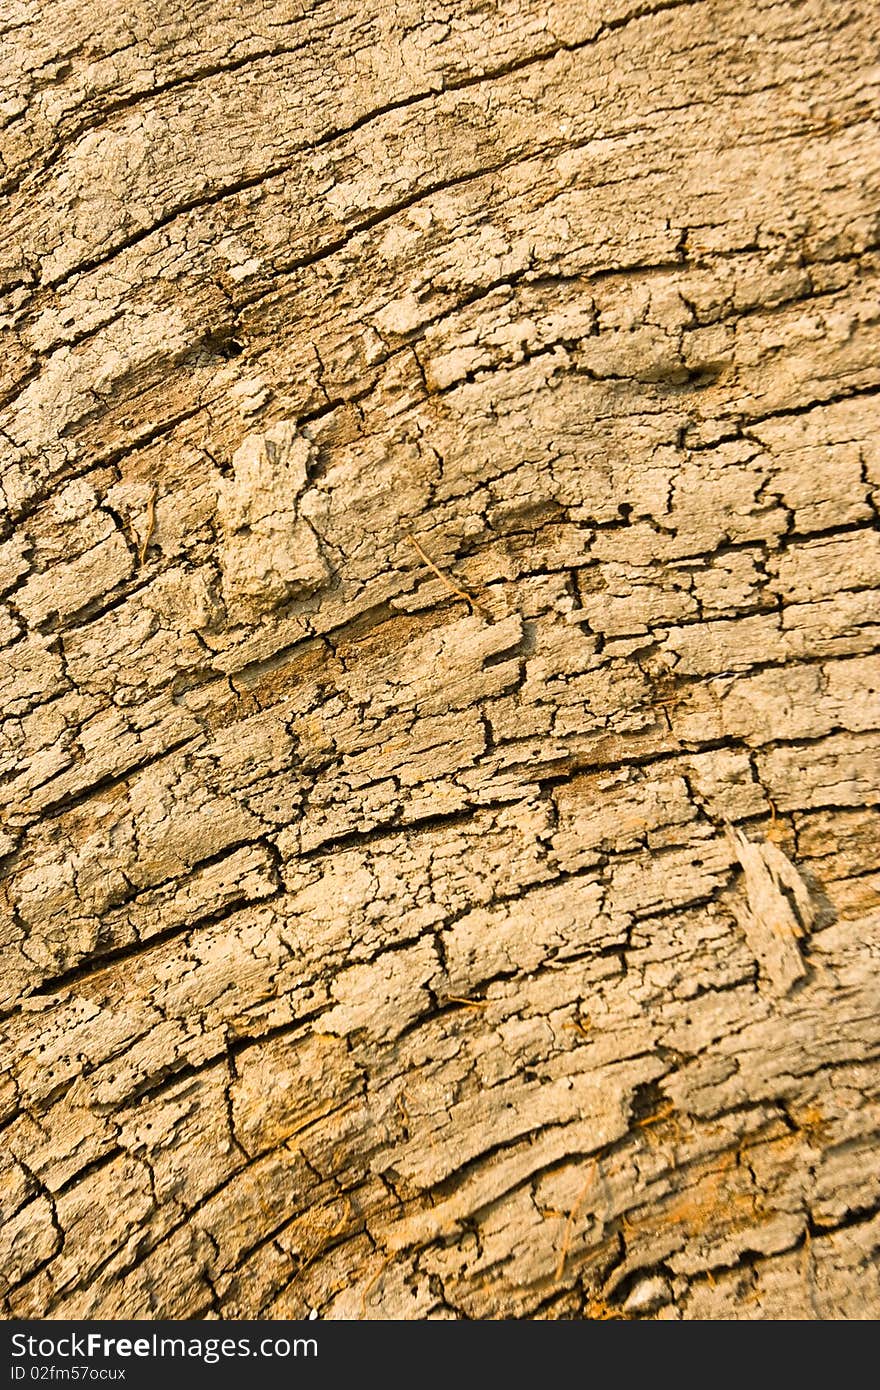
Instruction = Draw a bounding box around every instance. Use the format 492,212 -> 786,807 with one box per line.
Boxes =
1,0 -> 879,1319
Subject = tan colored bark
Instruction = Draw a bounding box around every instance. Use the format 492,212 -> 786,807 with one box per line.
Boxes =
1,0 -> 879,1319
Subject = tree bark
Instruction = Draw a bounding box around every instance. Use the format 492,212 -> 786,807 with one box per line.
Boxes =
1,0 -> 879,1319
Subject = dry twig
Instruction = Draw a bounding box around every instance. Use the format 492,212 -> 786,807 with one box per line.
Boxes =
406,532 -> 491,620
138,485 -> 158,565
360,1254 -> 393,1319
555,1161 -> 597,1281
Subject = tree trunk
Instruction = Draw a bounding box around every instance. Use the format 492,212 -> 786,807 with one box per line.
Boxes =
1,0 -> 878,1320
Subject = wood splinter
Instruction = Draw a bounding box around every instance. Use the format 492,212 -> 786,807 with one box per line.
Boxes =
406,532 -> 491,620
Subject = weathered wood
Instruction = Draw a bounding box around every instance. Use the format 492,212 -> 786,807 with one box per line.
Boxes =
1,0 -> 879,1319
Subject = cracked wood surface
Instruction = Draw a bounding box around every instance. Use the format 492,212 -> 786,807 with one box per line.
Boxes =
1,0 -> 879,1320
